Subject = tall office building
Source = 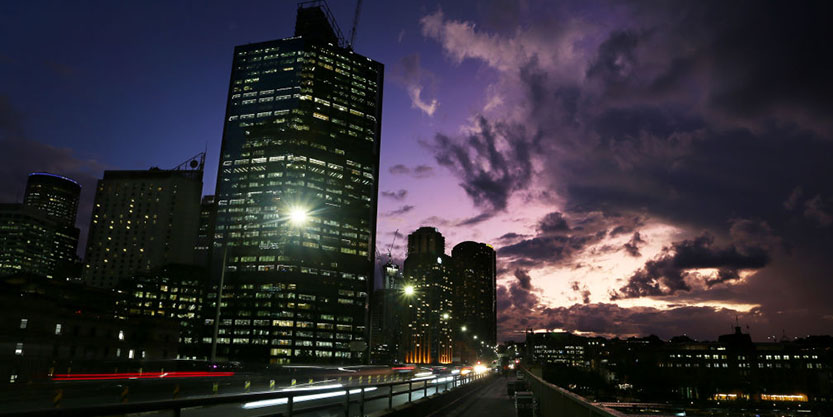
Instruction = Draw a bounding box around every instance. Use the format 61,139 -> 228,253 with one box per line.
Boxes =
402,227 -> 453,364
84,159 -> 203,288
452,241 -> 496,361
23,173 -> 81,227
0,173 -> 80,279
209,3 -> 383,364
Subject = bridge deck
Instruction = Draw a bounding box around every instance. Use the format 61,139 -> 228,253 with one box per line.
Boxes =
427,375 -> 516,417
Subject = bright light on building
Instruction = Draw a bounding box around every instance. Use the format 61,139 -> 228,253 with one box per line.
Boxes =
473,364 -> 488,374
403,285 -> 415,296
442,313 -> 450,320
289,207 -> 308,226
461,326 -> 467,332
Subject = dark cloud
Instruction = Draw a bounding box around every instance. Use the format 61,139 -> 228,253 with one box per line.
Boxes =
383,205 -> 415,217
804,195 -> 832,227
570,281 -> 591,304
497,232 -> 529,242
613,234 -> 770,299
380,189 -> 408,201
514,268 -> 532,290
623,231 -> 645,257
538,211 -> 569,233
388,164 -> 435,178
456,211 -> 493,226
427,116 -> 540,211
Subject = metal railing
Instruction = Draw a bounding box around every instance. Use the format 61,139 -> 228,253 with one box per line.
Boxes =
520,367 -> 625,417
1,372 -> 490,417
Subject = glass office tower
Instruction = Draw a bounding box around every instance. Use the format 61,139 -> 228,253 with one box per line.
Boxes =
210,4 -> 383,364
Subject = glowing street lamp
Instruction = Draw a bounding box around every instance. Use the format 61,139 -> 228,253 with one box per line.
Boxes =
461,326 -> 467,332
403,285 -> 415,296
473,335 -> 478,340
289,207 -> 308,226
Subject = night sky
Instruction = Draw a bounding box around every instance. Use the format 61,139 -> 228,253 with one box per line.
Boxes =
2,1 -> 832,342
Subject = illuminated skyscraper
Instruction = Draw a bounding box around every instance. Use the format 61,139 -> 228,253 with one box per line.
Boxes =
209,3 -> 383,364
402,227 -> 453,364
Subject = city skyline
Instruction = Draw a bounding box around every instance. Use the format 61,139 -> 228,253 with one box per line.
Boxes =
1,0 -> 832,344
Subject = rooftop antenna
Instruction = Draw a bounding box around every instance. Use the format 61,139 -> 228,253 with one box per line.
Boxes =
349,0 -> 363,49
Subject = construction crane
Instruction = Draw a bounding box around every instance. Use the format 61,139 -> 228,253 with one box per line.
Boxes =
386,229 -> 398,262
349,0 -> 363,48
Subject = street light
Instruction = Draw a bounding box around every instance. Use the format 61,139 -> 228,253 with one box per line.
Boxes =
403,285 -> 415,296
473,335 -> 478,340
289,206 -> 308,226
461,325 -> 467,332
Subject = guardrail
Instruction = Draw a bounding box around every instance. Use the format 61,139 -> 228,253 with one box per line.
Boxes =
519,367 -> 625,417
1,372 -> 490,417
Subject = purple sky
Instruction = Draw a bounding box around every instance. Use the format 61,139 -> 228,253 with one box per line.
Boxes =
2,1 -> 832,343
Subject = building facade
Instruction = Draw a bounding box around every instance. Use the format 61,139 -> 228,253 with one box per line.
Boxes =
116,264 -> 207,358
451,241 -> 496,362
84,163 -> 203,288
369,262 -> 404,364
23,173 -> 81,227
208,3 -> 383,364
0,173 -> 81,279
194,195 -> 217,268
402,227 -> 454,364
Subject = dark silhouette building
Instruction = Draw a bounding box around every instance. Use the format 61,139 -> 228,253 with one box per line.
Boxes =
84,158 -> 203,288
402,227 -> 454,364
209,2 -> 384,364
369,262 -> 405,364
0,173 -> 81,279
452,241 -> 496,362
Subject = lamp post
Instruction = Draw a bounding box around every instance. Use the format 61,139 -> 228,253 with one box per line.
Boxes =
210,206 -> 309,362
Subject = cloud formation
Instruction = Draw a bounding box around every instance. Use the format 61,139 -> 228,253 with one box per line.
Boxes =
420,1 -> 833,340
391,54 -> 439,116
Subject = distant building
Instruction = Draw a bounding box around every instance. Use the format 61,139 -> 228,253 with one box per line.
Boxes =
402,227 -> 454,364
23,172 -> 81,227
451,241 -> 496,362
208,2 -> 383,364
115,264 -> 208,358
0,173 -> 81,279
84,158 -> 203,288
524,328 -> 833,405
194,195 -> 216,268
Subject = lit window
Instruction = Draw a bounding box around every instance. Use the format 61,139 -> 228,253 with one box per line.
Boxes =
118,330 -> 125,341
128,349 -> 135,359
14,343 -> 23,356
19,319 -> 28,329
55,324 -> 62,335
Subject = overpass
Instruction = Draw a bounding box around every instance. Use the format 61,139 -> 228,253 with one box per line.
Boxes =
0,366 -> 625,417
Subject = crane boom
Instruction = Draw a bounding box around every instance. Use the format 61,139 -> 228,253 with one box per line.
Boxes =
350,0 -> 363,48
